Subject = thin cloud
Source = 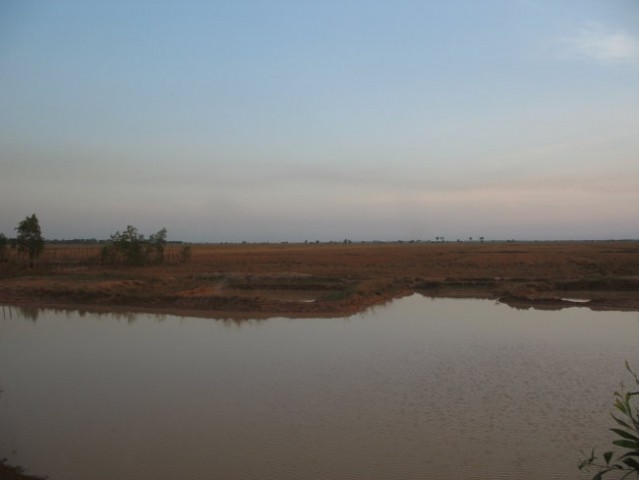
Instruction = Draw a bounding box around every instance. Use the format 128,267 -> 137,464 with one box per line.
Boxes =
555,23 -> 639,65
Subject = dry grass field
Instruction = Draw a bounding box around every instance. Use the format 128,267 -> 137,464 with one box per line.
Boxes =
1,241 -> 638,317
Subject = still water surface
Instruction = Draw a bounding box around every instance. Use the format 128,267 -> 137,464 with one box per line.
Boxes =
1,296 -> 638,480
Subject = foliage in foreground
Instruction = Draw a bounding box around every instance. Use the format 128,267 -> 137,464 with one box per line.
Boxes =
579,362 -> 639,479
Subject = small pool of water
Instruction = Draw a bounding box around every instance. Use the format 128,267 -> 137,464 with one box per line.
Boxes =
0,297 -> 637,480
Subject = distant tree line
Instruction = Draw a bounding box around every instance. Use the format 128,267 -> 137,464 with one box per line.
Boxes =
0,215 -> 192,270
45,238 -> 186,245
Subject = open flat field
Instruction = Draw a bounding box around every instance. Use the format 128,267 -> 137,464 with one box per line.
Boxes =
1,241 -> 638,317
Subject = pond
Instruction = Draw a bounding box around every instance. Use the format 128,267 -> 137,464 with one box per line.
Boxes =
1,296 -> 638,480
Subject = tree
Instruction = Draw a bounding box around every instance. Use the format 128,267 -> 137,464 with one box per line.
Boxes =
101,225 -> 168,266
0,233 -> 7,261
579,362 -> 639,479
180,245 -> 192,263
106,225 -> 146,266
147,227 -> 167,264
16,214 -> 44,268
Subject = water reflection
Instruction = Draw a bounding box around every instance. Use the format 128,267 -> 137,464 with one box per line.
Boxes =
2,305 -> 40,322
1,305 -> 166,324
0,297 -> 637,480
1,304 -> 281,329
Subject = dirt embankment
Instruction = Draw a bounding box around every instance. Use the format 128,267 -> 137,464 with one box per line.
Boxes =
1,241 -> 638,317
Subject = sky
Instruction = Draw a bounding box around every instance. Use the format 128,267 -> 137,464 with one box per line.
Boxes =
1,0 -> 638,242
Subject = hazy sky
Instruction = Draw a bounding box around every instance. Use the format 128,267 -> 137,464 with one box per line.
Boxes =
1,0 -> 638,242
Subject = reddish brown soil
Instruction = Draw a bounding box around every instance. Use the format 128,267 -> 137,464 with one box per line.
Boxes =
1,241 -> 638,317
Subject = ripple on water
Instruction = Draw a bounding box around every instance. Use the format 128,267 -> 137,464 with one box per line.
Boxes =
0,297 -> 636,480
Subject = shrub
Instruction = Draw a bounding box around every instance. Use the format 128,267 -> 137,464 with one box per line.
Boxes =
101,226 -> 167,266
579,362 -> 639,479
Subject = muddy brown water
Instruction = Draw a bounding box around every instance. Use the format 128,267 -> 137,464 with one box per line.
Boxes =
1,296 -> 638,480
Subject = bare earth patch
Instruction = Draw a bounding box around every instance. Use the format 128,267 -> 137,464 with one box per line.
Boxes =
1,241 -> 638,318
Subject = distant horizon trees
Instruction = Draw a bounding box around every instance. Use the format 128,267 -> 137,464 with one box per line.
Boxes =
0,218 -> 194,270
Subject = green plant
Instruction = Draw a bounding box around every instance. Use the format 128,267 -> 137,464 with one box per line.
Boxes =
180,245 -> 192,263
147,227 -> 167,264
15,214 -> 44,268
579,362 -> 639,479
0,233 -> 7,261
101,225 -> 167,266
